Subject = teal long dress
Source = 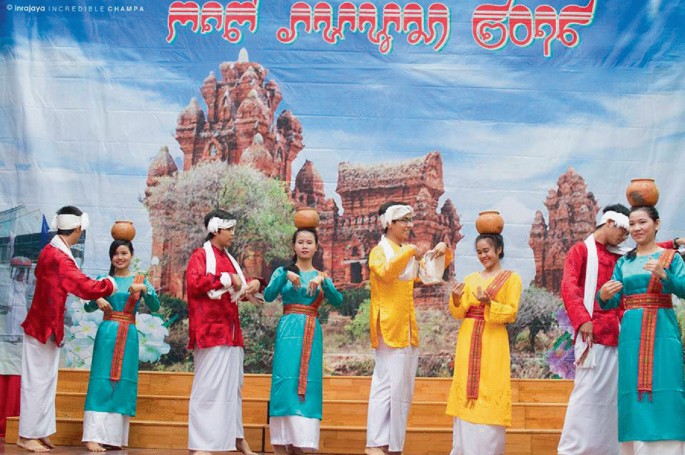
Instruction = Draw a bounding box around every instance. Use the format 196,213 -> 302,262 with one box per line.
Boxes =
84,275 -> 159,416
264,267 -> 343,419
599,251 -> 685,442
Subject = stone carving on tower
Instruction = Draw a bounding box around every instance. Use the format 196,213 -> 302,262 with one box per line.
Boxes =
529,168 -> 599,293
292,151 -> 463,306
175,49 -> 301,184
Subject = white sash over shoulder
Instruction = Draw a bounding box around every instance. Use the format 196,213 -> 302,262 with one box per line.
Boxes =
203,241 -> 247,301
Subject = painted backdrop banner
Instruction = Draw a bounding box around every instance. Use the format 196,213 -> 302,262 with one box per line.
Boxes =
1,0 -> 684,378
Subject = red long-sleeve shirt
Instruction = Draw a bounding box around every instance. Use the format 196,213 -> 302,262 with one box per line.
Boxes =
22,244 -> 114,345
185,245 -> 264,350
561,239 -> 675,346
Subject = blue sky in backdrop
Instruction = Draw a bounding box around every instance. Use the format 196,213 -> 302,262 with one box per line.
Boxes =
1,0 -> 684,283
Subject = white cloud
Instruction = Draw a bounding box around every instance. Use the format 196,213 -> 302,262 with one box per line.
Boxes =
1,37 -> 186,174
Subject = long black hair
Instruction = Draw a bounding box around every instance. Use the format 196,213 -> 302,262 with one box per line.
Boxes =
108,239 -> 134,276
625,205 -> 660,260
475,233 -> 505,259
285,228 -> 318,274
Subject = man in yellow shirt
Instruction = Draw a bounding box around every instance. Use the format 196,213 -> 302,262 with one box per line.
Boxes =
365,201 -> 449,455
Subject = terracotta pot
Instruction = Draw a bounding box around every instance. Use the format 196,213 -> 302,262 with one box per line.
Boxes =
626,178 -> 659,207
294,207 -> 320,229
111,220 -> 136,241
475,210 -> 504,235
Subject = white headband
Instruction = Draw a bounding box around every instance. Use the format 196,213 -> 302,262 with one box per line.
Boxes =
207,217 -> 236,233
600,211 -> 629,230
381,205 -> 414,229
50,213 -> 89,231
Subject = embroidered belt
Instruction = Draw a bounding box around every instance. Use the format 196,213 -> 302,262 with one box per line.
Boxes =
625,292 -> 673,400
284,299 -> 322,399
625,249 -> 675,401
465,270 -> 512,403
104,311 -> 136,324
466,305 -> 486,402
107,274 -> 144,382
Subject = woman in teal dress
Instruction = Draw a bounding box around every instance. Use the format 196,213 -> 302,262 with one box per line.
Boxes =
264,228 -> 343,455
598,206 -> 685,454
81,239 -> 159,452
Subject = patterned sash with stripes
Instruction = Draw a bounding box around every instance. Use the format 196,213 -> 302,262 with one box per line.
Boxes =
466,270 -> 512,403
624,249 -> 675,401
107,273 -> 145,382
283,290 -> 324,400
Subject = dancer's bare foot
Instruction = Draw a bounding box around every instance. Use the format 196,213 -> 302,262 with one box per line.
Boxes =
84,442 -> 106,452
16,437 -> 49,452
38,437 -> 55,449
365,448 -> 386,455
236,438 -> 257,455
189,451 -> 212,455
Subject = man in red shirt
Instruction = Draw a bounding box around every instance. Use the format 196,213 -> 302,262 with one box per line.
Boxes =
18,206 -> 116,453
186,209 -> 262,455
558,204 -> 682,454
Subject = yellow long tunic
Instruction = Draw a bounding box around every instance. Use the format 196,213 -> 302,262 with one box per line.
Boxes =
445,271 -> 522,426
368,241 -> 420,348
368,240 -> 454,349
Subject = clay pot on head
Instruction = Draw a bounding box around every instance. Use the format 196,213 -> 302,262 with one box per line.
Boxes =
294,207 -> 320,229
626,178 -> 659,207
475,210 -> 504,235
111,220 -> 136,241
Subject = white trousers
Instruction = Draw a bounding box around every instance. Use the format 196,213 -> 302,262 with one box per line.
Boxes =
270,415 -> 320,450
188,345 -> 245,451
450,417 -> 505,455
620,441 -> 685,455
366,337 -> 419,452
82,411 -> 130,447
558,344 -> 619,455
18,334 -> 60,439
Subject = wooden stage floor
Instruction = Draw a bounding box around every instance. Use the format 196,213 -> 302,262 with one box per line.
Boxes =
0,441 -> 259,454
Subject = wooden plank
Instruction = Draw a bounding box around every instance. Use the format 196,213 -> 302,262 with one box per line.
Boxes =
54,393 -> 269,424
4,417 -> 265,450
56,370 -> 573,402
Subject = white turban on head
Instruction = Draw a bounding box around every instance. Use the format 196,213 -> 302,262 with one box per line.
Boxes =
380,204 -> 414,229
207,216 -> 236,233
50,212 -> 90,231
600,211 -> 629,230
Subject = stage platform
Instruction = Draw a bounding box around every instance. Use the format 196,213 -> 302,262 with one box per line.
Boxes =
5,370 -> 573,454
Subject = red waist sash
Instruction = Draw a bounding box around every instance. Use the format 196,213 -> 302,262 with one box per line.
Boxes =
465,270 -> 512,403
624,249 -> 675,401
106,274 -> 144,382
283,295 -> 322,399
